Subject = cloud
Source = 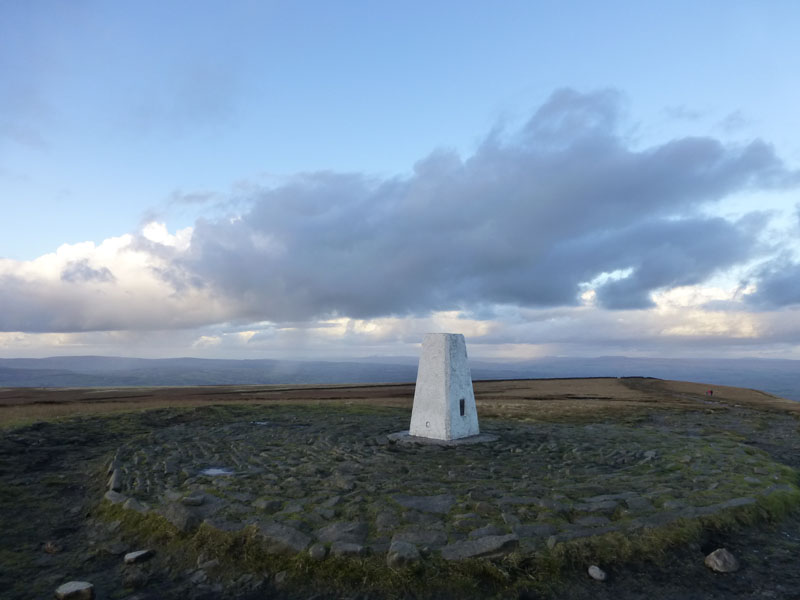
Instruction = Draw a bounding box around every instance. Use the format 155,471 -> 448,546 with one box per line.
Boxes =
168,190 -> 218,206
1,88 -> 799,341
663,105 -> 706,121
178,88 -> 796,321
60,259 -> 116,283
718,110 -> 750,133
588,216 -> 758,309
0,234 -> 226,332
745,255 -> 800,309
741,206 -> 800,310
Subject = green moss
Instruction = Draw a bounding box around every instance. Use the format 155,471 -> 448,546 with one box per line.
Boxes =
98,501 -> 183,548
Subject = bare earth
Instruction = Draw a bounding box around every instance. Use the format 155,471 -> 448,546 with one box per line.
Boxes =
1,377 -> 799,599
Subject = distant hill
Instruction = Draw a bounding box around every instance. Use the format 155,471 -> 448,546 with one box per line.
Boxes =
0,355 -> 797,401
0,357 -> 418,387
491,356 -> 800,401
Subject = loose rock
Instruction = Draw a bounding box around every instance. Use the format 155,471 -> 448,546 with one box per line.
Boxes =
441,534 -> 519,560
588,565 -> 607,581
259,522 -> 312,554
575,515 -> 611,527
181,494 -> 204,506
54,581 -> 94,600
123,565 -> 149,589
386,540 -> 420,567
308,543 -> 328,561
392,494 -> 456,514
103,490 -> 127,504
514,523 -> 557,538
704,547 -> 740,573
163,502 -> 201,533
375,511 -> 400,532
190,569 -> 208,584
392,526 -> 448,548
331,541 -> 366,557
124,549 -> 154,564
315,520 -> 369,544
469,524 -> 505,538
252,498 -> 282,512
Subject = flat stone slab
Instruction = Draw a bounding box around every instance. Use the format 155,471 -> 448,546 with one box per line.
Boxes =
441,534 -> 519,560
387,431 -> 499,446
315,520 -> 369,544
259,522 -> 312,554
392,494 -> 456,514
331,541 -> 366,557
392,526 -> 449,547
387,539 -> 420,567
54,581 -> 94,600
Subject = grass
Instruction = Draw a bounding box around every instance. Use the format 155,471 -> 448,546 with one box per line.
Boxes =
4,376 -> 799,431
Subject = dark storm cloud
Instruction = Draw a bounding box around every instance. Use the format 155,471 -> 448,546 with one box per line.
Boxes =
746,255 -> 800,309
743,203 -> 800,310
542,216 -> 758,310
177,88 -> 798,322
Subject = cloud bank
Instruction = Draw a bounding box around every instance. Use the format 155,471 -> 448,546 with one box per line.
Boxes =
1,89 -> 799,357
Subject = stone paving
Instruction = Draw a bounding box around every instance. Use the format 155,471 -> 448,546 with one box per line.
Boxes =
102,404 -> 797,562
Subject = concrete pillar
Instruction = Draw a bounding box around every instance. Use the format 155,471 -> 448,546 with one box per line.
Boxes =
409,333 -> 480,441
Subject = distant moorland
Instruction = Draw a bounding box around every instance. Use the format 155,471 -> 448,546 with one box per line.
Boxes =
0,355 -> 798,401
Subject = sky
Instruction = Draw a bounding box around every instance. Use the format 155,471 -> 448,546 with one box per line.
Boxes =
2,0 -> 800,361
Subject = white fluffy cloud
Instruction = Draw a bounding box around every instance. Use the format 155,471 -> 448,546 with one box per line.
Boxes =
0,228 -> 229,332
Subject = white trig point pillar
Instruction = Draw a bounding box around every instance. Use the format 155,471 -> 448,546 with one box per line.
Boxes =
409,333 -> 480,441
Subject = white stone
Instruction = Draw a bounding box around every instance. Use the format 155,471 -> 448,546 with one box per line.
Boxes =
588,564 -> 607,581
54,581 -> 94,600
704,547 -> 740,572
124,549 -> 153,564
409,333 -> 479,441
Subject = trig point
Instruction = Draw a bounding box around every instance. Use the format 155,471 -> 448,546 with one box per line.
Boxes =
410,333 -> 479,440
389,333 -> 496,445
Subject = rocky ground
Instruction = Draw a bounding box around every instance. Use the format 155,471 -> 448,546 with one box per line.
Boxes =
1,378 -> 799,599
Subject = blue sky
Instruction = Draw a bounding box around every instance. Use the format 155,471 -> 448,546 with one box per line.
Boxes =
2,1 -> 800,360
